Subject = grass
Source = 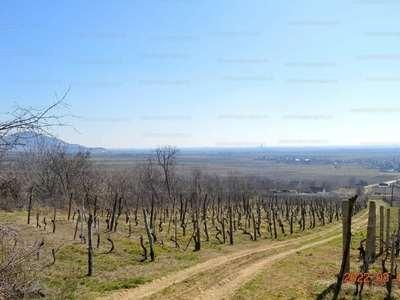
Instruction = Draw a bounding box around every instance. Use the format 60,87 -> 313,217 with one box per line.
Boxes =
232,237 -> 348,299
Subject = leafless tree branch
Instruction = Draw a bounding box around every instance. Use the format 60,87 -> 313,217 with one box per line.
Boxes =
0,87 -> 78,152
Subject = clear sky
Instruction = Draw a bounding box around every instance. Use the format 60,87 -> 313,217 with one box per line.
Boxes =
1,0 -> 400,149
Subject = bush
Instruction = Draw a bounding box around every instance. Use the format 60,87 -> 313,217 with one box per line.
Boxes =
0,224 -> 44,299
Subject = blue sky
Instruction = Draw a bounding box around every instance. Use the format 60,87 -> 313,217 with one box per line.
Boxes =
1,0 -> 400,149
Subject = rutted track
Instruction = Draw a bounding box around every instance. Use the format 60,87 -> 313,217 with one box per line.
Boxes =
98,211 -> 368,300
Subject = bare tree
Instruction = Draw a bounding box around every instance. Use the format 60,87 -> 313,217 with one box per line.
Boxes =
0,89 -> 78,210
138,158 -> 162,202
49,146 -> 93,207
0,87 -> 75,152
16,145 -> 93,209
156,145 -> 180,233
348,177 -> 356,188
156,145 -> 180,203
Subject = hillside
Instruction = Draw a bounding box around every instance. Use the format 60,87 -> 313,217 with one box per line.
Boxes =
1,131 -> 107,153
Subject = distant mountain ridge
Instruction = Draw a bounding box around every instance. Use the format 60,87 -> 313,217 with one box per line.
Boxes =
2,131 -> 107,153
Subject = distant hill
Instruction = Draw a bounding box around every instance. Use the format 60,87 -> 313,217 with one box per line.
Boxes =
2,131 -> 107,153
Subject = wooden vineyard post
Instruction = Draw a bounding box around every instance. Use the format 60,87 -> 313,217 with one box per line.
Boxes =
202,194 -> 209,242
386,208 -> 390,252
221,217 -> 226,244
81,199 -> 85,244
36,211 -> 40,228
150,194 -> 154,230
272,209 -> 277,238
389,233 -> 396,297
52,202 -> 57,233
335,195 -> 357,298
93,195 -> 97,228
252,213 -> 257,241
97,216 -> 100,248
88,213 -> 93,276
110,193 -> 118,232
195,202 -> 201,251
380,206 -> 384,255
391,183 -> 395,207
371,202 -> 377,261
74,211 -> 80,240
342,199 -> 350,273
27,193 -> 32,225
397,209 -> 400,256
365,201 -> 376,268
67,192 -> 73,221
352,202 -> 375,300
174,212 -> 179,247
114,196 -> 122,232
229,205 -> 233,245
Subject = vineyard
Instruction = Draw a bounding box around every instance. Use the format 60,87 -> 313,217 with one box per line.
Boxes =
0,190 -> 369,299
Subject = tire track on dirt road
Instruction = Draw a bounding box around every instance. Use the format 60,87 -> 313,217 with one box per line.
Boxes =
98,211 -> 368,300
165,234 -> 342,300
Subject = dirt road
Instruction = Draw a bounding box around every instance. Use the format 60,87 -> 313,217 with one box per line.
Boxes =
98,211 -> 368,300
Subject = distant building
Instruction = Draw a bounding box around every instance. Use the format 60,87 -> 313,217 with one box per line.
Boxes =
378,183 -> 390,187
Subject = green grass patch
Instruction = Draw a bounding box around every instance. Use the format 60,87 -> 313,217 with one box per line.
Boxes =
100,277 -> 147,292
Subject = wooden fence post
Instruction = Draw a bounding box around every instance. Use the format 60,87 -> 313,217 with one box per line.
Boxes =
52,202 -> 57,233
88,213 -> 93,276
27,193 -> 32,225
380,206 -> 384,255
386,208 -> 390,252
110,193 -> 118,231
389,233 -> 395,297
81,199 -> 85,244
397,209 -> 400,248
365,201 -> 376,269
342,200 -> 350,273
335,195 -> 357,298
229,205 -> 233,245
67,192 -> 73,221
